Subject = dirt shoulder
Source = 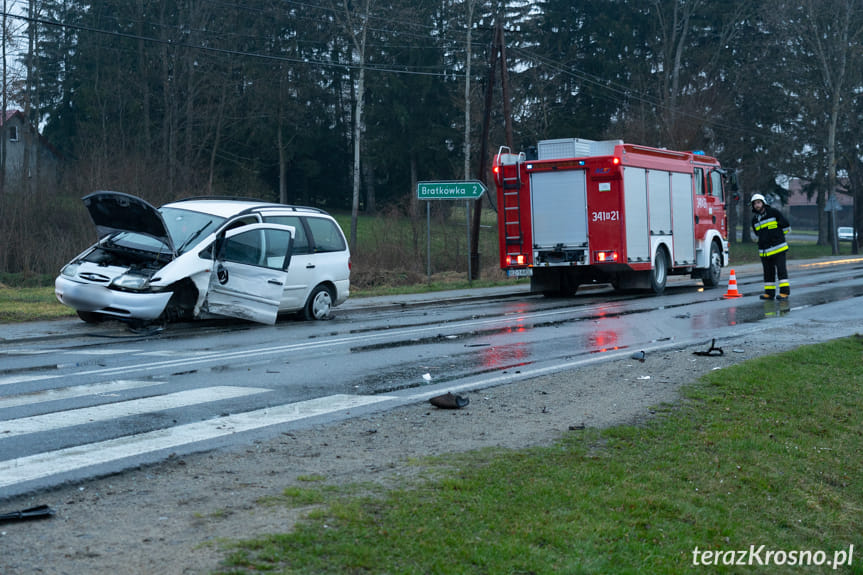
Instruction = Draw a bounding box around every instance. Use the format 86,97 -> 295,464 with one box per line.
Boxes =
0,321 -> 852,575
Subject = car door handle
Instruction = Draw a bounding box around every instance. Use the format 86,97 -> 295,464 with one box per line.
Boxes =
305,263 -> 316,269
268,279 -> 284,286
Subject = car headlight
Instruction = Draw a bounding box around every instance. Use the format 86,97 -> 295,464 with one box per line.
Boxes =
110,273 -> 151,291
61,263 -> 80,278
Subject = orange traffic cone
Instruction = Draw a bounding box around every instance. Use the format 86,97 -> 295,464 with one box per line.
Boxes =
722,269 -> 743,299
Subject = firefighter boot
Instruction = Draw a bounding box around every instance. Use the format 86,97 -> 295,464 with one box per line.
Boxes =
777,280 -> 790,300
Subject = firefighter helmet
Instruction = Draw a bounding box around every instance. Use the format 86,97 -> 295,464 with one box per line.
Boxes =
750,193 -> 767,205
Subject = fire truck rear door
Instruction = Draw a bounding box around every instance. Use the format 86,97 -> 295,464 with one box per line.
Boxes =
671,172 -> 695,265
530,170 -> 588,249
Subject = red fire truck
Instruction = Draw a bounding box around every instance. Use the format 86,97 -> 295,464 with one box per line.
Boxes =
493,138 -> 730,296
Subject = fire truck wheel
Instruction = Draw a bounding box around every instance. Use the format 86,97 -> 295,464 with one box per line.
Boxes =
650,248 -> 669,294
701,241 -> 722,287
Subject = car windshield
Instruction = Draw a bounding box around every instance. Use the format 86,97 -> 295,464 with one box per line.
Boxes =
160,207 -> 227,254
105,231 -> 172,253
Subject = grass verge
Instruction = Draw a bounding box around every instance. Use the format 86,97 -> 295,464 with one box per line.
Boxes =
0,285 -> 75,322
214,337 -> 863,574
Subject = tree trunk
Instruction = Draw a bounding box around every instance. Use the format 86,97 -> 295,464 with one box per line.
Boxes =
463,0 -> 475,181
343,0 -> 372,253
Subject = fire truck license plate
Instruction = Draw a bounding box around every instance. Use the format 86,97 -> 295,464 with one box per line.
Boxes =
507,268 -> 532,277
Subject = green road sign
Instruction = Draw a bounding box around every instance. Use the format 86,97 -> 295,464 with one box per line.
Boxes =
417,180 -> 487,200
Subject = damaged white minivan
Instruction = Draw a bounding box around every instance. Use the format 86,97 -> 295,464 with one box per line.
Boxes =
55,192 -> 351,325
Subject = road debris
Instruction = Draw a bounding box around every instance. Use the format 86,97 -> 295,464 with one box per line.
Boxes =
693,339 -> 724,357
429,392 -> 470,409
0,505 -> 55,524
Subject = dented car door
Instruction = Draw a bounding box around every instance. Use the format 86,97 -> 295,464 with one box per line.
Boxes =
204,224 -> 295,325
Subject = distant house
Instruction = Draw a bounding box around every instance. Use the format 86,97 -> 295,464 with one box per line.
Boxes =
0,109 -> 60,187
783,178 -> 853,229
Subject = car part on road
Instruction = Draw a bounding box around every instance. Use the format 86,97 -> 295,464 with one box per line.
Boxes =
692,338 -> 723,357
0,505 -> 55,524
429,392 -> 470,409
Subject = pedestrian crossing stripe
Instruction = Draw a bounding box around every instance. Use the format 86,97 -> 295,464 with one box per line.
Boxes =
0,394 -> 392,490
0,386 -> 271,437
0,380 -> 160,410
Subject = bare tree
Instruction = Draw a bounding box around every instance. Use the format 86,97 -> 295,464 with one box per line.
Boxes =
463,0 -> 478,181
797,0 -> 863,251
334,0 -> 373,252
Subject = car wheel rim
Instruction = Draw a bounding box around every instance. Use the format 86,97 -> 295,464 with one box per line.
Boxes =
312,290 -> 332,319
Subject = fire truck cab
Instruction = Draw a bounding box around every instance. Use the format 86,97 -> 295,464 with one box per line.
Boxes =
493,138 -> 730,296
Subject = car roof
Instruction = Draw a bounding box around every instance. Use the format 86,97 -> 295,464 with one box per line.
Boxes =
161,197 -> 329,219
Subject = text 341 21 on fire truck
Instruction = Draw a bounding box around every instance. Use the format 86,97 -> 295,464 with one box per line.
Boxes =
493,138 -> 733,296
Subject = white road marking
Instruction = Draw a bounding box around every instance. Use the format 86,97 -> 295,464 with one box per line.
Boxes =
0,386 -> 271,438
0,349 -> 66,356
0,380 -> 163,409
0,374 -> 55,386
0,394 -> 392,489
68,349 -> 141,356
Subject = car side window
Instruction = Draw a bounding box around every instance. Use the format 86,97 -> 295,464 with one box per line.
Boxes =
262,215 -> 310,255
307,218 -> 346,253
263,229 -> 292,270
222,229 -> 263,266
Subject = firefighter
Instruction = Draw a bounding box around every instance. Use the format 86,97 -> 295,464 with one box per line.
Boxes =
750,193 -> 791,300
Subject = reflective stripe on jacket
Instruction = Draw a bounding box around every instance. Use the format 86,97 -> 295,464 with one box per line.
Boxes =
752,205 -> 790,258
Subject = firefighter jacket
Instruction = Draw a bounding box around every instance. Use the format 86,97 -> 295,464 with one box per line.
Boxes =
751,205 -> 790,257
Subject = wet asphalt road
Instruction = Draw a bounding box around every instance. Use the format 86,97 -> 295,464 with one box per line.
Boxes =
1,256 -> 862,498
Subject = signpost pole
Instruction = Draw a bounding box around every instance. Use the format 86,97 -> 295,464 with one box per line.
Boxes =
426,201 -> 431,282
466,200 -> 472,285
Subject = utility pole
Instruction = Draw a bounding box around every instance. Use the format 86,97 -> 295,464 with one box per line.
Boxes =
470,19 -> 512,280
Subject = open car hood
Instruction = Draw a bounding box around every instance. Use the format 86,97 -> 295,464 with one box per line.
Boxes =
83,191 -> 175,254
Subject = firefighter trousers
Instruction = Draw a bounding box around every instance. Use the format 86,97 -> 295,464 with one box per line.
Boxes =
760,251 -> 789,297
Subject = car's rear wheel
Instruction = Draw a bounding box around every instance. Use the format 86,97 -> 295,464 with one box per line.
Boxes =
76,310 -> 106,323
303,284 -> 334,321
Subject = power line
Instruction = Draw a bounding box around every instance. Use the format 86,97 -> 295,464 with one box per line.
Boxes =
0,10 -> 461,77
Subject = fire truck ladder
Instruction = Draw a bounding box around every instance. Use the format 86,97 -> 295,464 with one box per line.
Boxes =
499,147 -> 525,249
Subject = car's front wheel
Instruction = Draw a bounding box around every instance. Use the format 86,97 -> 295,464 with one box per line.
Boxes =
76,310 -> 106,323
303,284 -> 334,321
